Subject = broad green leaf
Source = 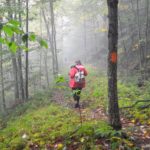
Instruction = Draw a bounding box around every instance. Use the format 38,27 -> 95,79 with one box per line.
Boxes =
3,25 -> 14,37
9,20 -> 20,27
9,42 -> 18,53
6,23 -> 23,34
12,26 -> 23,34
39,39 -> 48,48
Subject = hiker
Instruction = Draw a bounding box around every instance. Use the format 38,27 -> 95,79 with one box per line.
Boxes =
69,60 -> 88,108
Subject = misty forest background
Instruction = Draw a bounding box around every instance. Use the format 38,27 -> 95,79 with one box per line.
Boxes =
0,0 -> 150,150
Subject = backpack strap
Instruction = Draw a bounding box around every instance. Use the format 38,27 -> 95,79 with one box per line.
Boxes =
74,66 -> 80,71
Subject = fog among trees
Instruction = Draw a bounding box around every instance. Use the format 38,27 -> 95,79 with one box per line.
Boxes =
0,0 -> 150,149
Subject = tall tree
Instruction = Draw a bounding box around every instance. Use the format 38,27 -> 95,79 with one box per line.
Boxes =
39,8 -> 43,88
136,0 -> 143,72
144,0 -> 149,79
25,0 -> 29,100
107,0 -> 121,130
50,0 -> 58,76
82,0 -> 87,64
0,26 -> 6,112
42,8 -> 53,83
6,0 -> 19,101
17,0 -> 25,101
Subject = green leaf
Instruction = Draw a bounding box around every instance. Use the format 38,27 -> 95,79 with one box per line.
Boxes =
55,75 -> 65,83
3,25 -> 13,37
20,45 -> 28,52
29,33 -> 36,41
39,39 -> 48,48
8,42 -> 18,53
0,37 -> 5,44
9,20 -> 20,27
6,23 -> 23,34
12,27 -> 23,34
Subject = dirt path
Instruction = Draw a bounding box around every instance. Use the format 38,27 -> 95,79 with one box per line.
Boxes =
52,90 -> 150,149
52,89 -> 107,120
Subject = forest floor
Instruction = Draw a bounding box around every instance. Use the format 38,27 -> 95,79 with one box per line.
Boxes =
52,89 -> 150,150
1,73 -> 150,150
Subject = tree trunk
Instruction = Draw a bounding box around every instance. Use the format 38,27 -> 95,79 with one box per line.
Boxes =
136,0 -> 143,72
107,0 -> 121,130
0,30 -> 6,112
44,51 -> 50,88
11,47 -> 19,100
42,8 -> 56,78
25,0 -> 29,100
17,0 -> 25,101
50,0 -> 58,76
6,0 -> 19,101
82,1 -> 87,64
144,0 -> 149,79
39,8 -> 43,88
118,15 -> 129,77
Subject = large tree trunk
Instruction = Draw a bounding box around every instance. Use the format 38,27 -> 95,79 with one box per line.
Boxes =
107,0 -> 121,130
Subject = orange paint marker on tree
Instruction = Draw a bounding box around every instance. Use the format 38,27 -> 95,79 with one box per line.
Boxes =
110,52 -> 117,63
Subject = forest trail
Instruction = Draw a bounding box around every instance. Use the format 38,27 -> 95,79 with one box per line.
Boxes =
52,89 -> 150,149
52,89 -> 107,121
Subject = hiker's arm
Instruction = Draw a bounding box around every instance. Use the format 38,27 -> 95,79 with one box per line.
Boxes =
69,68 -> 76,78
84,68 -> 88,76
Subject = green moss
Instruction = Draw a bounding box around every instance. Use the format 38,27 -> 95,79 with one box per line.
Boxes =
1,68 -> 150,149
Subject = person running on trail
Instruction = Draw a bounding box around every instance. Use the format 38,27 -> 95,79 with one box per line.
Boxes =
69,60 -> 88,108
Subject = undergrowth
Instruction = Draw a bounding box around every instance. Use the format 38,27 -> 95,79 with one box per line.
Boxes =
0,66 -> 150,149
0,103 -> 136,149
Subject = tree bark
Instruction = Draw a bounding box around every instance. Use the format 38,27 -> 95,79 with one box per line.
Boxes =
82,0 -> 87,64
42,9 -> 54,77
118,15 -> 129,77
39,8 -> 43,88
44,51 -> 50,88
136,0 -> 144,72
50,0 -> 58,76
6,0 -> 19,101
107,0 -> 121,130
144,0 -> 149,79
25,0 -> 29,100
11,42 -> 19,100
17,0 -> 25,101
0,30 -> 6,112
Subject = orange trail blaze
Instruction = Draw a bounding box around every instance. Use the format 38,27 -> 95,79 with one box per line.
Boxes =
110,52 -> 117,63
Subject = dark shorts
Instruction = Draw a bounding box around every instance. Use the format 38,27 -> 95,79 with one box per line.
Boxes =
72,88 -> 82,101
